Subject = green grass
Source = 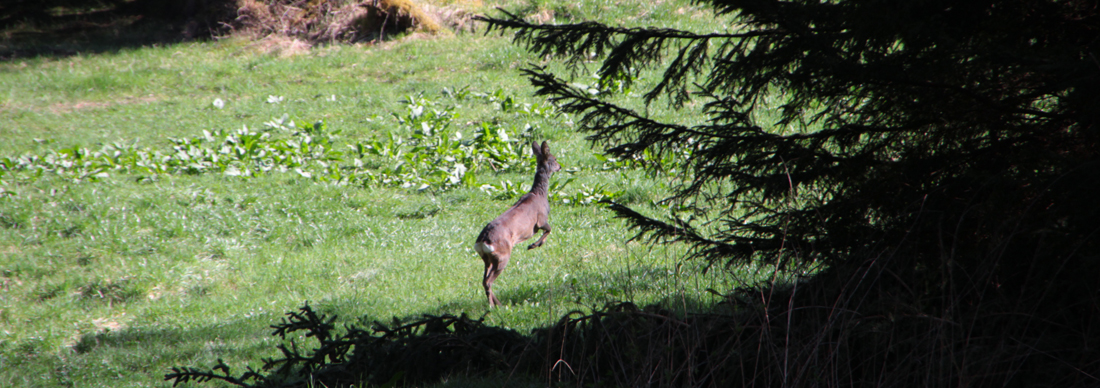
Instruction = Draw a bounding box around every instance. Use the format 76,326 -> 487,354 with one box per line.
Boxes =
0,1 -> 750,386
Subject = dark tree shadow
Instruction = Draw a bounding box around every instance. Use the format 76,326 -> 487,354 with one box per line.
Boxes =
0,0 -> 237,60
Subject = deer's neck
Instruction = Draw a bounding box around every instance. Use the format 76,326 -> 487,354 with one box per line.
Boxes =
529,167 -> 552,196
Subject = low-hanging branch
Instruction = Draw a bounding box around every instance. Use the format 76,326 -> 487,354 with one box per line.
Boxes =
477,1 -> 1099,280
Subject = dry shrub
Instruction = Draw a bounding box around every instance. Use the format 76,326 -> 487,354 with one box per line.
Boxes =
421,3 -> 478,34
245,34 -> 313,57
320,0 -> 441,42
233,0 -> 473,45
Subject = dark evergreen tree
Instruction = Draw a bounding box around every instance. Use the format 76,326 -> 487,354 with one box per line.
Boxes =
481,0 -> 1098,281
481,1 -> 1100,384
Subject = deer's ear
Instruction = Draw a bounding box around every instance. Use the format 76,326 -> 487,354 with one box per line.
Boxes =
532,141 -> 542,158
541,141 -> 550,155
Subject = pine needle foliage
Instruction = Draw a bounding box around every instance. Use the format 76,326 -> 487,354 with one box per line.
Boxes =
479,0 -> 1100,274
478,2 -> 1100,384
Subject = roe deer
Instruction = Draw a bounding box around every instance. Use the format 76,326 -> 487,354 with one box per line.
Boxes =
474,141 -> 562,307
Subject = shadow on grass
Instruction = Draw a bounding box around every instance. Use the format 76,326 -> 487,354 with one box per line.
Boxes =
64,252 -> 1100,388
70,319 -> 267,356
2,315 -> 279,387
0,0 -> 236,60
495,261 -> 722,312
162,257 -> 1100,388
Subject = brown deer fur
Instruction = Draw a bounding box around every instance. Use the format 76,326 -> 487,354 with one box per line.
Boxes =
473,141 -> 561,307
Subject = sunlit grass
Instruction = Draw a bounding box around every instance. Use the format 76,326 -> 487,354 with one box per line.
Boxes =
0,169 -> 737,386
0,0 -> 750,386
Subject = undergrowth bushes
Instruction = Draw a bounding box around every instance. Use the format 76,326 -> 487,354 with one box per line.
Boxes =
168,277 -> 1100,388
0,88 -> 664,205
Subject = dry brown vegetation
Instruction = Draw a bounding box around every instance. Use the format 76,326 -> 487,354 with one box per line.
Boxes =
232,0 -> 474,45
0,0 -> 476,59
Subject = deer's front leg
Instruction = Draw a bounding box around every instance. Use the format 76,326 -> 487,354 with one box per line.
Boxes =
527,225 -> 552,250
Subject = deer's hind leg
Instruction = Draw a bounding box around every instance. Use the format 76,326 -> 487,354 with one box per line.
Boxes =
481,251 -> 510,307
481,259 -> 498,307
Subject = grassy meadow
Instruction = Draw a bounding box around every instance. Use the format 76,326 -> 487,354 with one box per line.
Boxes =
0,1 -> 753,386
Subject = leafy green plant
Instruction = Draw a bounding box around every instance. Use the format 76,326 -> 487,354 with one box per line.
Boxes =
0,85 -> 665,203
472,88 -> 562,119
0,116 -> 346,183
554,182 -> 622,205
479,176 -> 622,206
478,179 -> 524,200
569,70 -> 639,99
344,93 -> 533,191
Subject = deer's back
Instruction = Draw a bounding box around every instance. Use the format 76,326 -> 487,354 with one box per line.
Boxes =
476,193 -> 547,247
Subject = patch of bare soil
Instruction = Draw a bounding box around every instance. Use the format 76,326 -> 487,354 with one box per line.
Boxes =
46,95 -> 160,115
